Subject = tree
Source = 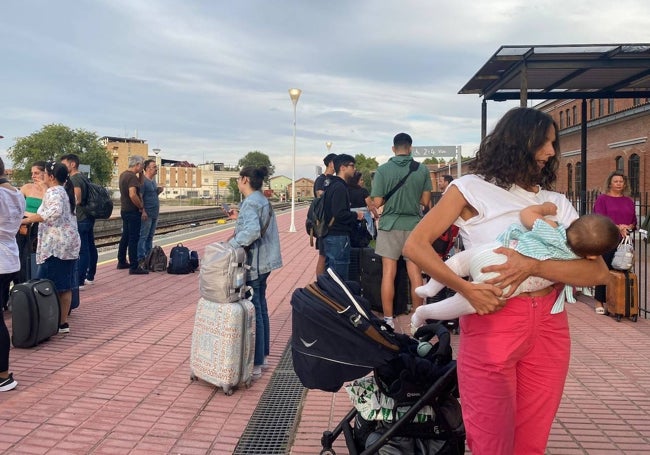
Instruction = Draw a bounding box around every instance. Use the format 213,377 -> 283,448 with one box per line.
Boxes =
237,151 -> 275,179
228,177 -> 240,202
8,124 -> 113,185
354,153 -> 379,193
422,157 -> 441,165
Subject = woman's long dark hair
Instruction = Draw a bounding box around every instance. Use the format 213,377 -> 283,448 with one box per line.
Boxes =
46,161 -> 76,213
470,107 -> 559,190
239,166 -> 269,191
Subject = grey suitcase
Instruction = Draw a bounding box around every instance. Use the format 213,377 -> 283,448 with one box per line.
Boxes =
190,297 -> 255,395
10,279 -> 60,348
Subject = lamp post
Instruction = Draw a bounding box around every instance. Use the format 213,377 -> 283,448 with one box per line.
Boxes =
288,88 -> 302,233
326,141 -> 332,152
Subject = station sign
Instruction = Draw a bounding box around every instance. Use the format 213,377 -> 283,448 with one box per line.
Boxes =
411,146 -> 458,158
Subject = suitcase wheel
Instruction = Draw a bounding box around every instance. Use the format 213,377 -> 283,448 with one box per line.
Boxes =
320,450 -> 336,455
189,373 -> 197,381
223,388 -> 234,396
616,314 -> 622,322
632,315 -> 638,322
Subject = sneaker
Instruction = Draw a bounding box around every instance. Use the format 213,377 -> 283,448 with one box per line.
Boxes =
0,373 -> 17,392
384,317 -> 395,329
116,262 -> 130,270
252,366 -> 262,381
85,279 -> 95,285
78,285 -> 86,291
58,323 -> 70,334
261,357 -> 271,370
129,267 -> 149,275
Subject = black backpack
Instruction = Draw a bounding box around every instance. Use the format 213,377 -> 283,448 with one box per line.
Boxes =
81,176 -> 114,219
305,194 -> 334,247
167,243 -> 193,274
145,246 -> 168,272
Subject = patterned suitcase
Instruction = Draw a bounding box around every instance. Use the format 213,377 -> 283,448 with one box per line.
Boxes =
606,270 -> 638,322
190,297 -> 255,395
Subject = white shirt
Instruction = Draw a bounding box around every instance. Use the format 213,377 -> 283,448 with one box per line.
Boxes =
0,185 -> 26,274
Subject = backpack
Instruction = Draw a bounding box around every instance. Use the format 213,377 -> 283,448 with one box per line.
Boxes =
189,250 -> 200,272
145,246 -> 168,272
305,194 -> 334,247
167,243 -> 193,274
81,176 -> 114,219
199,242 -> 249,303
350,219 -> 372,248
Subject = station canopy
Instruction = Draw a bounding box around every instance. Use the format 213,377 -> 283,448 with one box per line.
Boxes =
459,44 -> 650,101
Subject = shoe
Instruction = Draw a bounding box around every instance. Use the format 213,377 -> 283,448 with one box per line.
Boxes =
85,279 -> 94,285
261,358 -> 271,370
78,285 -> 86,291
384,317 -> 395,329
129,267 -> 149,275
595,305 -> 606,315
252,366 -> 262,381
0,373 -> 17,392
138,259 -> 148,271
58,323 -> 70,334
116,262 -> 130,270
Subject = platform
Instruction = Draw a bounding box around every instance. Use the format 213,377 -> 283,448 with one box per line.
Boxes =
1,207 -> 649,454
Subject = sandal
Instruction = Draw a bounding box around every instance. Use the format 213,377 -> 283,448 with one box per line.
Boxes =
595,305 -> 606,315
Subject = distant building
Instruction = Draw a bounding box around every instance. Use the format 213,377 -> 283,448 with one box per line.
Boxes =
158,158 -> 202,199
100,136 -> 148,189
197,163 -> 239,201
287,177 -> 315,201
269,175 -> 291,200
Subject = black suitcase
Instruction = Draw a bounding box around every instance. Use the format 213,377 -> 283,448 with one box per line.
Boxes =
349,247 -> 371,283
10,279 -> 61,348
359,248 -> 409,315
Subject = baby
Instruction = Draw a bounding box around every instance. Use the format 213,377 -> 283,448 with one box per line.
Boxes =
411,203 -> 620,329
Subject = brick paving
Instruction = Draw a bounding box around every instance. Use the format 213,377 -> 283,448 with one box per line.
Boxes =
1,207 -> 649,454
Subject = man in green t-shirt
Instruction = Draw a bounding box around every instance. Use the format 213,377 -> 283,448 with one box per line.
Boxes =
370,133 -> 432,328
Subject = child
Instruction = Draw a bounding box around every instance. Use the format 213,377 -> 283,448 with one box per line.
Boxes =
411,202 -> 620,329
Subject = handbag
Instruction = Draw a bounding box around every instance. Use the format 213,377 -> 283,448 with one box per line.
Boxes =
611,235 -> 634,271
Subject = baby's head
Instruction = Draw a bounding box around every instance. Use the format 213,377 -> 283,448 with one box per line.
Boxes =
566,214 -> 620,259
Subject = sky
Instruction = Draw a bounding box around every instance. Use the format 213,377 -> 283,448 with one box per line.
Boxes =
2,0 -> 650,180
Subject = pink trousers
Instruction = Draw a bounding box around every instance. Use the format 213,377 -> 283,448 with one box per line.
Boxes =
457,289 -> 570,455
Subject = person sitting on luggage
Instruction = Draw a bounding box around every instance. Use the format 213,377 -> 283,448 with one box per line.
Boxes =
0,157 -> 25,391
411,203 -> 620,330
21,162 -> 80,334
228,166 -> 282,381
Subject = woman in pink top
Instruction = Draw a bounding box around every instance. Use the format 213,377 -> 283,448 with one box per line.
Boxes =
592,171 -> 637,314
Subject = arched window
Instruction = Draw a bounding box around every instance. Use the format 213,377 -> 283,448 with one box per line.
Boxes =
559,111 -> 565,129
565,109 -> 571,126
567,163 -> 573,196
575,162 -> 582,196
590,100 -> 596,119
615,156 -> 624,173
572,106 -> 578,124
629,153 -> 640,196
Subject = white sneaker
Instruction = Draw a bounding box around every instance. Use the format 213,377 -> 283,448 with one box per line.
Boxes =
78,285 -> 86,291
252,366 -> 262,381
384,317 -> 395,329
85,280 -> 95,285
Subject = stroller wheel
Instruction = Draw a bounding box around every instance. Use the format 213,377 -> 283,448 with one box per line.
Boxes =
320,450 -> 336,455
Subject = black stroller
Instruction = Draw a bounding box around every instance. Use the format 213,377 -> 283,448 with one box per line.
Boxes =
291,269 -> 465,455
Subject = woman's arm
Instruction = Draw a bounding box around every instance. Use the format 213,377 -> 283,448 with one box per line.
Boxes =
403,186 -> 504,315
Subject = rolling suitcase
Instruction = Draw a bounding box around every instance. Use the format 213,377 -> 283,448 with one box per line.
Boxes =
190,297 -> 255,395
10,279 -> 61,348
359,248 -> 409,315
606,270 -> 638,322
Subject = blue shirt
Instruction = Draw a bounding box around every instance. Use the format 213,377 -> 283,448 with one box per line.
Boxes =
141,177 -> 160,217
228,191 -> 282,281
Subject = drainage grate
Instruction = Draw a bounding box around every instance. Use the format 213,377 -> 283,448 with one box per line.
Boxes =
233,339 -> 307,455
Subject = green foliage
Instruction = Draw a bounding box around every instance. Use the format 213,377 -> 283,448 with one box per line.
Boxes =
237,151 -> 275,178
422,157 -> 441,165
354,153 -> 379,192
228,177 -> 241,201
7,124 -> 113,185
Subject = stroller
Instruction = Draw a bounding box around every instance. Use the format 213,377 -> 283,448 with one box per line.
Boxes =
291,269 -> 465,455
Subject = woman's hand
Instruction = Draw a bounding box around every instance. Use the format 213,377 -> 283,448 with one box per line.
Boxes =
480,247 -> 538,298
458,282 -> 506,315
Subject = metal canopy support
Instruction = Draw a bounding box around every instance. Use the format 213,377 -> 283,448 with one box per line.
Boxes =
520,64 -> 528,107
481,99 -> 487,140
580,99 -> 588,215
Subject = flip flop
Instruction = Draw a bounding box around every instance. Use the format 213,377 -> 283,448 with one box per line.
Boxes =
595,306 -> 606,315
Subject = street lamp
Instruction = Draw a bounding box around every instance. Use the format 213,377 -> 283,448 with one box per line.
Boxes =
288,88 -> 302,233
326,141 -> 332,152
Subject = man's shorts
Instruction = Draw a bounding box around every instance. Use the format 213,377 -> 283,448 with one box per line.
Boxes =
36,256 -> 76,292
375,229 -> 412,260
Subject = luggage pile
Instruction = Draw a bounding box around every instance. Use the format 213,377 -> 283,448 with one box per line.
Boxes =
190,242 -> 254,395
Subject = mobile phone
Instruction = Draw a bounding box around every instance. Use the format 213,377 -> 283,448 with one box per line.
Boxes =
222,203 -> 231,213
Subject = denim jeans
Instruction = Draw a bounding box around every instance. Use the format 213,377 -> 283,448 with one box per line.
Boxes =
247,272 -> 270,366
118,211 -> 142,270
322,235 -> 351,280
137,216 -> 158,261
77,218 -> 98,284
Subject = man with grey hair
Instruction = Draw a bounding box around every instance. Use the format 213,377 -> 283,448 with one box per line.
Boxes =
117,155 -> 148,274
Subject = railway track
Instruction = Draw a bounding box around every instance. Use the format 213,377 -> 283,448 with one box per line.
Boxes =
94,202 -> 295,247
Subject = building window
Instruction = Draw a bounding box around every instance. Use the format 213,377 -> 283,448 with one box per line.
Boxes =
589,100 -> 596,119
575,162 -> 582,195
566,109 -> 571,126
629,154 -> 640,196
608,98 -> 614,113
599,99 -> 605,116
572,106 -> 578,124
559,111 -> 565,129
615,156 -> 624,173
567,163 -> 573,195
633,98 -> 641,106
